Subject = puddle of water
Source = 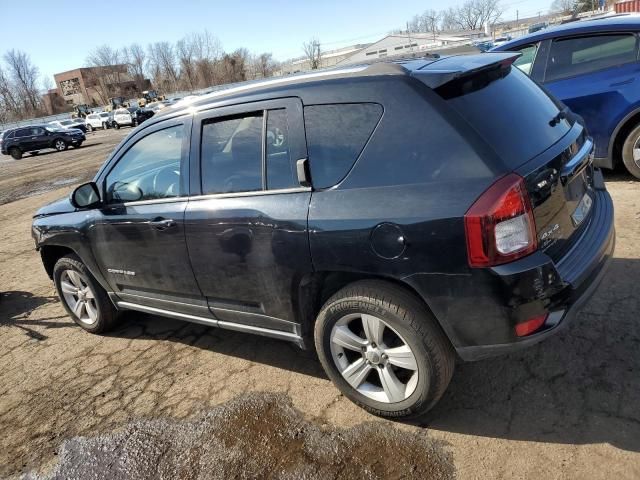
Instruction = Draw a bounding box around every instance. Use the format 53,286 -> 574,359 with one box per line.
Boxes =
24,394 -> 454,480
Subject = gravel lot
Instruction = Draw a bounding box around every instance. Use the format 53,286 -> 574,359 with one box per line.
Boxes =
1,128 -> 639,479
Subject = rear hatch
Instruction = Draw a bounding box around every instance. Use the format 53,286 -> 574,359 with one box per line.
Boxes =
414,53 -> 594,261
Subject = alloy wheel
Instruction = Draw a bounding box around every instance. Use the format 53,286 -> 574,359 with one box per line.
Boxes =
329,313 -> 419,403
59,269 -> 98,325
55,140 -> 65,151
633,135 -> 640,168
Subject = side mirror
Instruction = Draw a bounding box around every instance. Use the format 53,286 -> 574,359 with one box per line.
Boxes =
71,182 -> 101,209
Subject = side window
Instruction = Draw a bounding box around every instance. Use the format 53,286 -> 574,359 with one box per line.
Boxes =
304,103 -> 383,189
105,125 -> 184,203
201,113 -> 263,194
32,127 -> 44,136
266,109 -> 296,190
546,34 -> 638,82
512,44 -> 538,75
15,128 -> 30,137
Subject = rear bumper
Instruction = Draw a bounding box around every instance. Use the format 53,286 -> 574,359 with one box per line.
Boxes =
455,187 -> 615,361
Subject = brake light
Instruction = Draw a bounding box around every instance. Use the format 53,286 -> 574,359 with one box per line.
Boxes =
465,173 -> 537,267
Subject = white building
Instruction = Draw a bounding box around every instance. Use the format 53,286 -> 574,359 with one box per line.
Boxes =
338,33 -> 478,65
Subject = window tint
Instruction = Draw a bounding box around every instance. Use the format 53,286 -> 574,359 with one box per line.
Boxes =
201,113 -> 263,194
15,128 -> 31,137
512,44 -> 538,75
546,34 -> 638,82
441,67 -> 570,167
106,125 -> 184,203
304,103 -> 383,188
266,109 -> 296,189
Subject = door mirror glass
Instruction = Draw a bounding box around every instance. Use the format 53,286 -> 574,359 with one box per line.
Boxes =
71,182 -> 101,208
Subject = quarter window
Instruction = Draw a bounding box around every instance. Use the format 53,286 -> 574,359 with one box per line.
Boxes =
546,34 -> 638,82
304,103 -> 383,188
512,44 -> 538,75
105,125 -> 184,203
201,113 -> 263,194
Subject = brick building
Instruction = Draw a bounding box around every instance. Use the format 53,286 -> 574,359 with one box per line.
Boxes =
43,65 -> 151,114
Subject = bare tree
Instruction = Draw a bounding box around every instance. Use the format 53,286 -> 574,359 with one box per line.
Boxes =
85,45 -> 126,105
302,38 -> 321,70
0,66 -> 21,120
176,37 -> 197,90
3,50 -> 41,114
550,0 -> 577,14
123,43 -> 147,92
147,42 -> 179,93
451,0 -> 503,30
249,53 -> 276,79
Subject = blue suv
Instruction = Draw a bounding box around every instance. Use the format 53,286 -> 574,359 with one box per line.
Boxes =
493,15 -> 640,178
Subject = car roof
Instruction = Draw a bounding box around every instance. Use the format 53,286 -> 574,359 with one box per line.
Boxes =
495,14 -> 640,49
153,54 -> 519,123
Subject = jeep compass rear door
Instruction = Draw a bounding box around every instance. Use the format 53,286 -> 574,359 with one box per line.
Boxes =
185,98 -> 312,337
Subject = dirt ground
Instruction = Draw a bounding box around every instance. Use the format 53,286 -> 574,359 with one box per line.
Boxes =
1,128 -> 639,479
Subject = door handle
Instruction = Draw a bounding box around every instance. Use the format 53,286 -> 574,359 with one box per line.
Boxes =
150,217 -> 176,230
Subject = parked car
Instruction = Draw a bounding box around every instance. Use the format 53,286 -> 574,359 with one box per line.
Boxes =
106,108 -> 134,129
85,112 -> 110,131
126,106 -> 140,126
32,55 -> 614,419
49,118 -> 87,133
133,107 -> 155,125
145,101 -> 165,112
493,15 -> 640,178
1,125 -> 85,159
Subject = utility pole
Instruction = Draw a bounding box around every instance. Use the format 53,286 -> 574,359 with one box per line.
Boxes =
516,10 -> 519,24
407,22 -> 414,52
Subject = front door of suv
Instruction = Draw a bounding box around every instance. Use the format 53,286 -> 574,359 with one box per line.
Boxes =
185,98 -> 312,336
87,116 -> 207,315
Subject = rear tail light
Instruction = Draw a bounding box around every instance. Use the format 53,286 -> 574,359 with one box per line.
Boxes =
515,313 -> 548,337
465,173 -> 537,267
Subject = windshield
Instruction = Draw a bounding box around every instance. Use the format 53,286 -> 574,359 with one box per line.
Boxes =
60,120 -> 73,126
45,126 -> 65,133
99,112 -> 109,117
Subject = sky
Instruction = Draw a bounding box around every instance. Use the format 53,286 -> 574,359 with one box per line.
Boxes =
0,0 -> 551,83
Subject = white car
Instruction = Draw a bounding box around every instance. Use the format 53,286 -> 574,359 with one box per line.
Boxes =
85,112 -> 111,131
112,108 -> 134,129
48,118 -> 87,133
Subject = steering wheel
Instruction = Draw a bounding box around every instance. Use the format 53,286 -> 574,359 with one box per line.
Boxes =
152,166 -> 180,197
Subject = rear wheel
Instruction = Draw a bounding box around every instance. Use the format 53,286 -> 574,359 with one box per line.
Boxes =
87,124 -> 94,132
621,124 -> 640,180
9,147 -> 22,160
314,280 -> 455,420
54,139 -> 67,151
114,123 -> 120,130
53,254 -> 118,334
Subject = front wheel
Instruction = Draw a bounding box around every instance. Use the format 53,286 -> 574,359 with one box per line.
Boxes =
114,123 -> 120,130
53,139 -> 67,151
87,124 -> 94,132
621,124 -> 640,180
314,280 -> 455,420
53,254 -> 118,333
9,147 -> 22,160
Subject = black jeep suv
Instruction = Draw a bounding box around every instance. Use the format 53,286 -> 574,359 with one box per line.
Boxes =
1,125 -> 85,159
32,54 -> 614,419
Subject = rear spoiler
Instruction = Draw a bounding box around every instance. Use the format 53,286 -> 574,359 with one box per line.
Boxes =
411,52 -> 521,89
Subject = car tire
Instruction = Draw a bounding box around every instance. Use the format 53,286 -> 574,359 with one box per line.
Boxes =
87,124 -> 93,132
621,123 -> 640,180
102,122 -> 108,130
115,123 -> 120,130
314,280 -> 455,420
53,254 -> 118,334
53,139 -> 67,152
9,147 -> 22,160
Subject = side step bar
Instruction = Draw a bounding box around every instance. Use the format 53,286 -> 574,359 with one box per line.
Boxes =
116,301 -> 305,348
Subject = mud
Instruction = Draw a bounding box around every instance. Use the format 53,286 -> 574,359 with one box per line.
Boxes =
1,129 -> 639,479
22,394 -> 454,480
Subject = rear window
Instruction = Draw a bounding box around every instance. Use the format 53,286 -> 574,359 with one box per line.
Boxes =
304,103 -> 382,188
545,34 -> 638,82
438,66 -> 571,167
